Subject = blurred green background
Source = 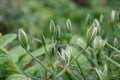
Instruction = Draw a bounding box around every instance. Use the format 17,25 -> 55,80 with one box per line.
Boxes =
0,0 -> 119,47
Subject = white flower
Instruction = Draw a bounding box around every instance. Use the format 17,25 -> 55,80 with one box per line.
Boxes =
59,46 -> 72,63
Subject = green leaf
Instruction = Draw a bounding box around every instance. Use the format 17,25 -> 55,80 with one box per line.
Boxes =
5,74 -> 28,80
0,48 -> 19,78
0,34 -> 17,47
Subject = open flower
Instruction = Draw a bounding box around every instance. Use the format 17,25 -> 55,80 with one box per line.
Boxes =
59,46 -> 72,63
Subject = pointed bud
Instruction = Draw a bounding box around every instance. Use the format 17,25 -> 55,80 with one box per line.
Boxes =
113,37 -> 119,48
49,20 -> 56,35
93,36 -> 106,51
93,19 -> 101,33
18,29 -> 28,49
66,19 -> 72,33
86,24 -> 98,44
111,10 -> 116,23
99,14 -> 104,24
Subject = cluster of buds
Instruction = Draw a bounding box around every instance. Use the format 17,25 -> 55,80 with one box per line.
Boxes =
86,19 -> 100,45
18,29 -> 28,49
49,20 -> 61,40
59,46 -> 72,63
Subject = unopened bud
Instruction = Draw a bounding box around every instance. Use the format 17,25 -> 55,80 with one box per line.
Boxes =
86,24 -> 98,44
113,37 -> 119,48
93,36 -> 106,51
66,19 -> 72,33
99,14 -> 104,24
18,29 -> 28,49
93,19 -> 101,33
49,20 -> 56,35
111,10 -> 116,23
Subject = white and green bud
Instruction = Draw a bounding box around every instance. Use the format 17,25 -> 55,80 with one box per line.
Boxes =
18,29 -> 28,49
93,19 -> 101,33
49,20 -> 56,35
111,10 -> 116,23
113,37 -> 119,48
66,19 -> 72,33
93,36 -> 106,51
86,24 -> 98,44
99,14 -> 104,24
59,46 -> 72,63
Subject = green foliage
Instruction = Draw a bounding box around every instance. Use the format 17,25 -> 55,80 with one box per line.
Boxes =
5,74 -> 28,80
0,34 -> 17,47
0,48 -> 19,78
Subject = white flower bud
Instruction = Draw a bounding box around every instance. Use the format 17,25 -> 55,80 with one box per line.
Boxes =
66,19 -> 72,33
93,19 -> 101,33
93,36 -> 106,51
59,46 -> 72,63
113,37 -> 119,48
111,10 -> 116,23
49,20 -> 56,35
18,29 -> 28,49
86,24 -> 98,44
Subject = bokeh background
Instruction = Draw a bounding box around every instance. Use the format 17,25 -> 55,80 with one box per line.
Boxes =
0,0 -> 120,47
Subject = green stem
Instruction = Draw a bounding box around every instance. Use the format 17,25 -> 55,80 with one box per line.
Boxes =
66,70 -> 78,80
106,42 -> 120,53
71,45 -> 88,63
103,54 -> 120,68
25,49 -> 52,73
55,63 -> 69,78
94,68 -> 103,80
45,70 -> 47,80
75,59 -> 87,80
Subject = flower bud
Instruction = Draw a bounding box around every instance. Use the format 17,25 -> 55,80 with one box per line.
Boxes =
113,37 -> 119,48
99,14 -> 104,24
66,19 -> 72,33
86,24 -> 98,44
93,19 -> 101,33
59,46 -> 72,63
18,29 -> 28,49
49,20 -> 56,35
111,10 -> 116,23
93,36 -> 106,51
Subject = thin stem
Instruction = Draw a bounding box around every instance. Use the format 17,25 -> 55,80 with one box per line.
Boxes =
103,54 -> 120,68
94,68 -> 103,80
66,70 -> 78,80
71,45 -> 88,63
55,63 -> 69,78
25,49 -> 52,73
75,59 -> 87,80
106,42 -> 120,53
45,70 -> 47,80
